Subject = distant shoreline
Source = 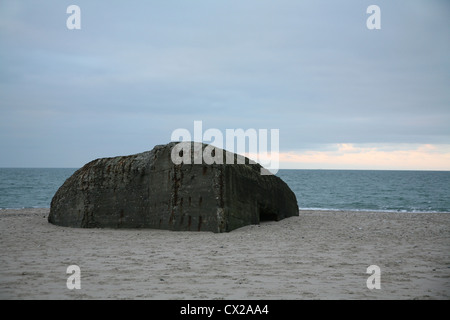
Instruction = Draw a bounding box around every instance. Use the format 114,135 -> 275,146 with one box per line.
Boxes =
1,167 -> 450,172
2,207 -> 450,214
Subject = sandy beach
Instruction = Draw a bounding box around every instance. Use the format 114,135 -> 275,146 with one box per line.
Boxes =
0,208 -> 449,300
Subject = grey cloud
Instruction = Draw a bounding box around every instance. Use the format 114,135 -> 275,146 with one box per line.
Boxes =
0,0 -> 449,166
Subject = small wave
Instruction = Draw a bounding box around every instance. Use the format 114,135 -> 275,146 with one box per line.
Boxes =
0,206 -> 50,210
298,207 -> 450,213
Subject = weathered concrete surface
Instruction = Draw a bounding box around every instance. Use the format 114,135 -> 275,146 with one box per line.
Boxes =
48,142 -> 299,232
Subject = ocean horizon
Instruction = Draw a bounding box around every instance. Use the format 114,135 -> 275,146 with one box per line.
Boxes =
0,168 -> 449,213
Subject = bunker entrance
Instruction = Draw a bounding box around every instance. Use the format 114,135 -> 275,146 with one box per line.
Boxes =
258,205 -> 278,222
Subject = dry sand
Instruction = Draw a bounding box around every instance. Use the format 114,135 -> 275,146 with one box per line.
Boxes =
0,208 -> 449,300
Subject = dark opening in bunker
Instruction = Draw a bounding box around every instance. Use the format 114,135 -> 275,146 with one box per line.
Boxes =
258,205 -> 278,222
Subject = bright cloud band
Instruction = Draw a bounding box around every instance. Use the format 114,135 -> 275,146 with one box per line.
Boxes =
249,144 -> 450,170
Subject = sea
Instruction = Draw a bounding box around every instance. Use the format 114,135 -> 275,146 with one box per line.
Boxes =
0,168 -> 449,213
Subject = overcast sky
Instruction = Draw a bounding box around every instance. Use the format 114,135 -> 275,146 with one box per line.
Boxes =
1,0 -> 449,169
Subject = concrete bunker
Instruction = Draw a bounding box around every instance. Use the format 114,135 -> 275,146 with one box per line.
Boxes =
48,142 -> 299,233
